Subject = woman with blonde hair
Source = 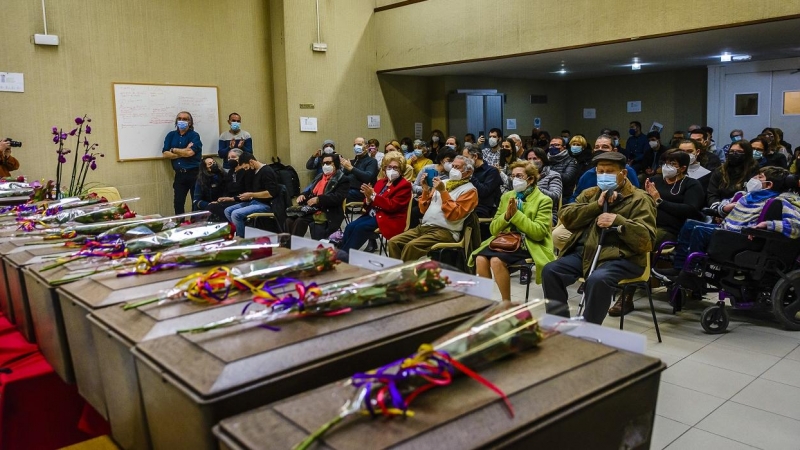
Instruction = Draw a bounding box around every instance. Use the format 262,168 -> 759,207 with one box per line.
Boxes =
468,161 -> 555,302
569,134 -> 593,178
379,144 -> 414,182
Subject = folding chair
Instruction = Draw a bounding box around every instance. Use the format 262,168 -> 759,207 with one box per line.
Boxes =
375,200 -> 413,256
428,226 -> 472,272
614,256 -> 662,342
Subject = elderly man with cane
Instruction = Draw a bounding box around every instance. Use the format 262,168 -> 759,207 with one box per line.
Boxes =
541,152 -> 656,324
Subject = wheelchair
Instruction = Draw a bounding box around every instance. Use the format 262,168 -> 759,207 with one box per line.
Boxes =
660,227 -> 800,334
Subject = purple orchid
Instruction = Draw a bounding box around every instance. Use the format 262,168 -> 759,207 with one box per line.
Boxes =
69,128 -> 77,136
90,161 -> 97,170
58,155 -> 67,164
82,154 -> 91,162
85,125 -> 92,134
60,133 -> 68,140
52,127 -> 59,135
53,135 -> 60,144
75,117 -> 84,125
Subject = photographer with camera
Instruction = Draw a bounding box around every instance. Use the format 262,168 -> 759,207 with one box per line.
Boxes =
0,139 -> 21,178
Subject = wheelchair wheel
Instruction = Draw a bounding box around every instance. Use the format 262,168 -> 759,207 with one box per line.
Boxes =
771,270 -> 800,331
701,304 -> 729,334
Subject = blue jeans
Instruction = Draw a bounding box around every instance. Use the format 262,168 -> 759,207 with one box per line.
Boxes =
339,215 -> 377,253
224,200 -> 270,238
672,220 -> 718,270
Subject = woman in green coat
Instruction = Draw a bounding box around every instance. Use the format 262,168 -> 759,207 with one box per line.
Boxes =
469,161 -> 556,302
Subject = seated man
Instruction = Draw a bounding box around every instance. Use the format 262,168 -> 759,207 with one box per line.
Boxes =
341,137 -> 378,203
655,166 -> 800,282
567,134 -> 640,204
541,152 -> 656,324
223,153 -> 279,238
388,155 -> 478,262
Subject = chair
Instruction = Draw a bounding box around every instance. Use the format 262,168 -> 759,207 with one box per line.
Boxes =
247,185 -> 289,233
507,258 -> 535,303
88,186 -> 121,202
375,200 -> 413,256
614,256 -> 662,342
344,202 -> 363,224
428,226 -> 472,272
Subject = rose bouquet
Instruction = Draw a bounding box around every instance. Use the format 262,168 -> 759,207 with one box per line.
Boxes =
13,200 -> 138,232
122,247 -> 339,310
292,301 -> 573,450
48,236 -> 277,286
177,259 -> 450,334
41,222 -> 233,271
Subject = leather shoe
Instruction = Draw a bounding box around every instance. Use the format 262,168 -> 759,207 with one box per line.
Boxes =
608,294 -> 635,317
364,239 -> 378,253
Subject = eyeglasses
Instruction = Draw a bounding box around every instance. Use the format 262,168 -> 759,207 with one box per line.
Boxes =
728,150 -> 745,155
386,165 -> 400,171
322,162 -> 334,166
511,174 -> 529,180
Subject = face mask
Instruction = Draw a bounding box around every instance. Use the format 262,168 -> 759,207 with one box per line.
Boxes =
230,122 -> 241,131
661,164 -> 678,179
368,147 -> 377,154
745,177 -> 763,193
413,149 -> 423,157
322,164 -> 335,175
570,145 -> 583,155
548,146 -> 561,156
177,120 -> 189,130
432,136 -> 440,143
323,146 -> 334,154
727,153 -> 744,166
596,173 -> 619,191
532,160 -> 543,171
443,162 -> 453,172
649,141 -> 659,149
731,136 -> 742,143
488,137 -> 498,148
385,168 -> 399,181
448,168 -> 462,181
613,138 -> 620,146
512,177 -> 528,193
753,150 -> 763,160
629,129 -> 636,136
445,144 -> 456,150
229,159 -> 239,167
401,144 -> 408,152
354,145 -> 364,155
689,153 -> 697,164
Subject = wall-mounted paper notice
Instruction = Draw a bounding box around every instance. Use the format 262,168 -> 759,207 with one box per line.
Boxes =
583,108 -> 596,119
627,101 -> 642,113
0,72 -> 24,92
300,117 -> 318,132
367,115 -> 381,129
414,122 -> 423,140
506,118 -> 517,130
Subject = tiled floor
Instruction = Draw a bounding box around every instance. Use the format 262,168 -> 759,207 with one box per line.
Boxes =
506,278 -> 800,450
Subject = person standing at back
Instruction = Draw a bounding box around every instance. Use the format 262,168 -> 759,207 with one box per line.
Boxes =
218,113 -> 252,169
163,111 -> 202,214
626,121 -> 649,174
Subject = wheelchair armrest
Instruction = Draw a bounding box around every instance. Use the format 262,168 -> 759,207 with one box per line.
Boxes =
740,227 -> 788,241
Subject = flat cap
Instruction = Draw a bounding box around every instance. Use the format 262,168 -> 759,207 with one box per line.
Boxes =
592,151 -> 627,166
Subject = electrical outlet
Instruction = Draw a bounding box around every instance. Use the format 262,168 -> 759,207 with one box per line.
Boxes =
311,43 -> 328,52
33,34 -> 59,46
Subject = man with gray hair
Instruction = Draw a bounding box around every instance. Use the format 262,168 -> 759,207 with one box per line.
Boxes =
507,133 -> 524,158
389,155 -> 478,261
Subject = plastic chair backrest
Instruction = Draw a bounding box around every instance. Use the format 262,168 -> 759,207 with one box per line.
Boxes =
88,187 -> 121,202
404,199 -> 413,232
758,197 -> 782,222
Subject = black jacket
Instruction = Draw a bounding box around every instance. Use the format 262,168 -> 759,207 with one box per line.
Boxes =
302,170 -> 350,230
344,155 -> 378,189
470,163 -> 503,218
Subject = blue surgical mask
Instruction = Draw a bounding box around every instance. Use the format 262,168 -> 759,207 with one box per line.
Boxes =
446,144 -> 456,150
731,135 -> 742,143
177,120 -> 189,130
613,138 -> 620,146
354,145 -> 364,155
597,173 -> 619,191
414,149 -> 423,157
401,144 -> 409,152
548,146 -> 561,156
629,129 -> 636,136
570,145 -> 583,155
753,150 -> 763,160
230,122 -> 241,131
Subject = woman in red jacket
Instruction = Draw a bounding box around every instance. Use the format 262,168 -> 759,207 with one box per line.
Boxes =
338,153 -> 412,253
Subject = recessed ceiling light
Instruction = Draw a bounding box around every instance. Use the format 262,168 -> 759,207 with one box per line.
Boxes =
631,62 -> 642,70
732,54 -> 752,61
720,52 -> 732,62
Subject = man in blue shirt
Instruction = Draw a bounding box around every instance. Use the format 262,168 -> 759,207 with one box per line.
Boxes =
626,121 -> 649,173
567,135 -> 640,204
218,112 -> 253,169
163,111 -> 203,214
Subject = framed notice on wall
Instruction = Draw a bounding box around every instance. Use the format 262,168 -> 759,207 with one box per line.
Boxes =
112,83 -> 220,161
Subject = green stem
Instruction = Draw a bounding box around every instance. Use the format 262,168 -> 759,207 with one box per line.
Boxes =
292,414 -> 344,450
122,296 -> 162,310
68,118 -> 85,196
40,255 -> 87,272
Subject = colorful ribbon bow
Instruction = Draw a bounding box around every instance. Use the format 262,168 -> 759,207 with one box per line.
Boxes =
173,266 -> 261,305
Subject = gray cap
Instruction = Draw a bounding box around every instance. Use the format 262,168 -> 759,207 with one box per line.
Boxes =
592,151 -> 627,167
323,139 -> 335,147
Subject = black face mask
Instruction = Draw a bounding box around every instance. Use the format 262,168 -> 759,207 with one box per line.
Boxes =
726,153 -> 744,166
229,159 -> 239,168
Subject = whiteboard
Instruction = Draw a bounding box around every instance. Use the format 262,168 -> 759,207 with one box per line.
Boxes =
113,83 -> 220,161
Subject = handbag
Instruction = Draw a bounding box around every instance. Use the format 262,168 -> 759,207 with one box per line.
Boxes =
488,231 -> 523,253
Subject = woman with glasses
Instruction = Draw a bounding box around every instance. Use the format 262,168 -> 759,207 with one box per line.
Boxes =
524,147 -> 562,226
338,153 -> 412,253
468,161 -> 555,303
643,151 -> 705,245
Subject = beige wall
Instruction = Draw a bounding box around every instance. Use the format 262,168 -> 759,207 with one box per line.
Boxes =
374,0 -> 800,71
564,69 -> 707,143
0,0 -> 274,216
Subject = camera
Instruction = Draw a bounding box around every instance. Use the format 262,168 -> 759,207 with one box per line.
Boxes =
3,139 -> 21,148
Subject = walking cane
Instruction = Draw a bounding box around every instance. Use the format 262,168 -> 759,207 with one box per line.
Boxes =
577,190 -> 622,316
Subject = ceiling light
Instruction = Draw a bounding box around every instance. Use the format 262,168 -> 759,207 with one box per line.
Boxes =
631,62 -> 641,70
732,55 -> 751,61
558,69 -> 567,75
720,52 -> 732,62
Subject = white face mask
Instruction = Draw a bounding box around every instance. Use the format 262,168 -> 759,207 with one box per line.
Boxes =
745,177 -> 763,193
323,146 -> 334,154
661,164 -> 678,179
432,136 -> 440,143
322,164 -> 335,175
688,153 -> 697,165
385,168 -> 399,181
649,141 -> 659,149
354,145 -> 364,155
448,168 -> 462,181
488,137 -> 499,148
512,177 -> 528,193
401,144 -> 408,152
443,162 -> 453,172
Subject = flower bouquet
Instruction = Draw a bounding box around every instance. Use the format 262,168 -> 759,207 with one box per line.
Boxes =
0,196 -> 104,222
292,301 -> 573,450
13,200 -> 137,232
96,210 -> 210,239
122,246 -> 339,310
41,222 -> 233,271
177,259 -> 450,334
47,236 -> 277,286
